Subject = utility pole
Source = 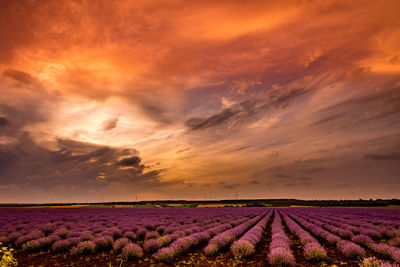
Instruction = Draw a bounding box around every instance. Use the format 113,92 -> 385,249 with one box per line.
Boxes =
235,192 -> 239,200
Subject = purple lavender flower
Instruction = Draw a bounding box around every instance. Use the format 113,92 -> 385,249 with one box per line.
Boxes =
303,242 -> 327,261
70,240 -> 96,255
109,227 -> 122,239
268,247 -> 296,266
360,229 -> 382,240
143,238 -> 162,253
372,243 -> 400,263
121,243 -> 143,259
326,234 -> 341,245
79,232 -> 93,242
171,237 -> 192,251
145,231 -> 160,240
156,226 -> 166,235
22,240 -> 42,252
52,239 -> 73,252
339,229 -> 354,239
93,235 -> 113,250
352,234 -> 374,246
389,237 -> 400,247
113,237 -> 130,252
54,227 -> 69,238
230,240 -> 255,259
204,243 -> 219,256
14,231 -> 44,247
6,232 -> 22,244
360,256 -> 399,267
159,235 -> 173,246
123,231 -> 137,241
135,228 -> 148,240
153,247 -> 176,263
337,240 -> 365,259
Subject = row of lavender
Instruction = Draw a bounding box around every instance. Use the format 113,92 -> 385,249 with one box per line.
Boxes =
267,208 -> 399,266
1,207 -> 400,265
287,208 -> 400,263
284,208 -> 400,266
0,208 -> 269,261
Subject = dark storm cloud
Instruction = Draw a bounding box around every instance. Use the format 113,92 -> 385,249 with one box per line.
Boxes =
0,149 -> 17,174
50,146 -> 113,164
185,108 -> 236,130
0,117 -> 11,127
102,117 -> 119,131
138,101 -> 172,125
313,85 -> 400,128
249,180 -> 259,185
185,86 -> 311,131
0,103 -> 47,131
117,156 -> 142,167
0,132 -> 167,193
3,69 -> 34,84
364,152 -> 400,160
311,113 -> 346,126
0,70 -> 57,136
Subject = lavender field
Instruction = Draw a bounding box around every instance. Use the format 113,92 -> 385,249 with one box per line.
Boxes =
0,207 -> 400,266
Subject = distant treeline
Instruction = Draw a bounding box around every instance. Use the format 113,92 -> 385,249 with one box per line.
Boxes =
1,198 -> 400,208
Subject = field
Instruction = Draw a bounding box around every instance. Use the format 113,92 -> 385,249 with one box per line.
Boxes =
0,207 -> 400,266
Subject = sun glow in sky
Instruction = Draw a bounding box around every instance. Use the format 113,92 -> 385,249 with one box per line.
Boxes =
0,0 -> 400,202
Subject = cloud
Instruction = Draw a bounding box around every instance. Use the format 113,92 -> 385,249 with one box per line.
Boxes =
0,130 -> 168,200
249,180 -> 259,185
176,148 -> 191,154
3,69 -> 35,84
345,66 -> 372,78
0,117 -> 11,127
185,108 -> 236,130
312,85 -> 400,129
102,117 -> 119,131
311,113 -> 346,126
117,156 -> 142,168
389,55 -> 400,64
284,181 -> 313,187
227,146 -> 249,153
137,101 -> 172,125
302,167 -> 326,174
275,174 -> 292,179
364,152 -> 400,160
218,182 -> 240,190
185,86 -> 311,131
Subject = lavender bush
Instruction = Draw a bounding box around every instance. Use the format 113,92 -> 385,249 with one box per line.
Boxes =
121,243 -> 143,259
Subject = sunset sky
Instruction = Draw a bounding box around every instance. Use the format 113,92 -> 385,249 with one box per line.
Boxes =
1,0 -> 400,203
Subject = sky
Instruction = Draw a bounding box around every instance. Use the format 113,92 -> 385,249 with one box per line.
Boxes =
0,0 -> 400,203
